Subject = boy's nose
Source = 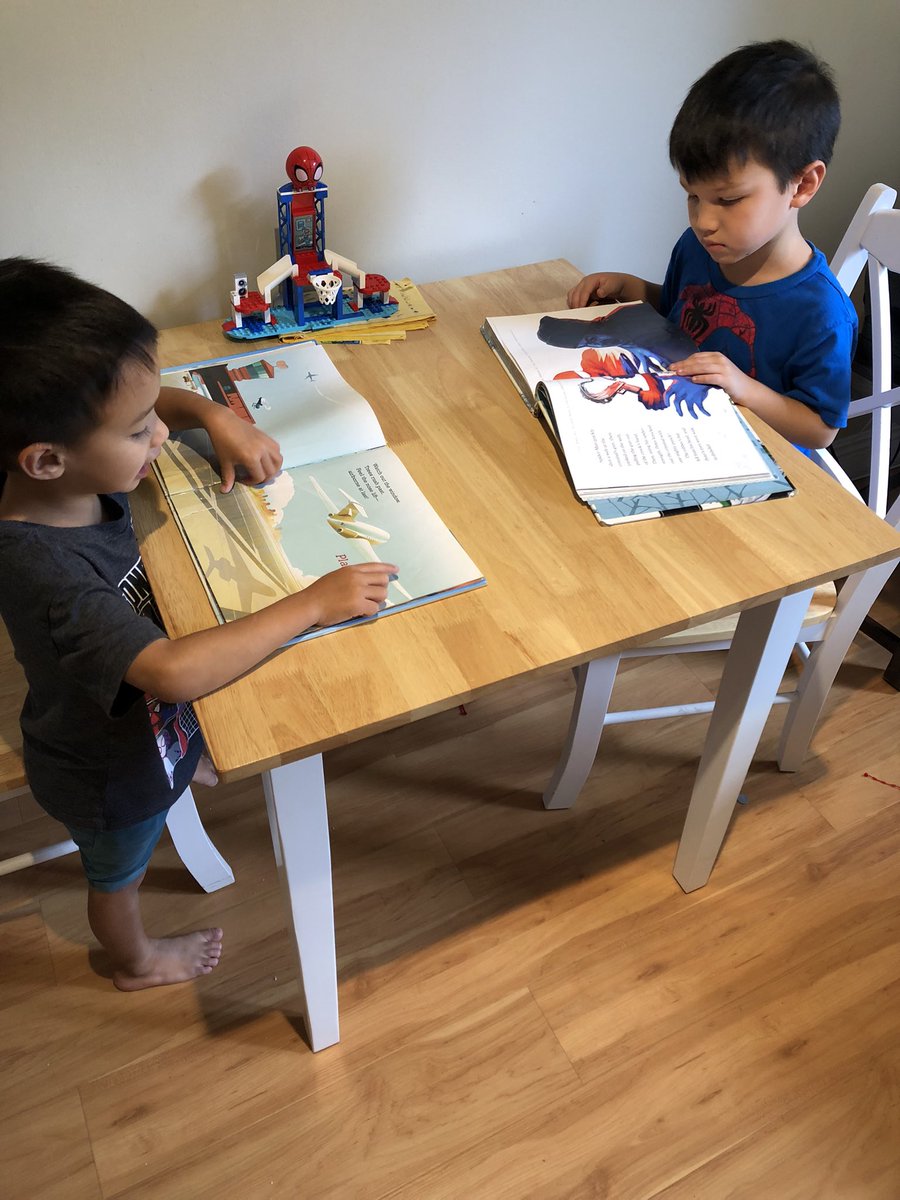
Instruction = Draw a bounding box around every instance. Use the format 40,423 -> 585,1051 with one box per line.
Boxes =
693,203 -> 717,235
153,416 -> 169,446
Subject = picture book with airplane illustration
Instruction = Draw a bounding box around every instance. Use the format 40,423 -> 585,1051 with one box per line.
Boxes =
481,301 -> 793,525
154,341 -> 484,642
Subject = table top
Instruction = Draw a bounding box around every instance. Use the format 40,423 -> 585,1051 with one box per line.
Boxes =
133,260 -> 900,781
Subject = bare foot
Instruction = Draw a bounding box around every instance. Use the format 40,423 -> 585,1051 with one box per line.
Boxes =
112,928 -> 224,991
192,753 -> 218,788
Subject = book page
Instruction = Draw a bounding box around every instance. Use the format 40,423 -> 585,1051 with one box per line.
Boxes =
541,378 -> 773,496
157,341 -> 385,494
161,446 -> 484,639
483,305 -> 610,407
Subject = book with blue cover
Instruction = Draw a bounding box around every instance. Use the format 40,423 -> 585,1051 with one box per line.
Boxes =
153,341 -> 484,641
482,301 -> 793,524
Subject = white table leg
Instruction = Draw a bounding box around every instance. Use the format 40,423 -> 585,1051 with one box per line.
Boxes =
543,656 -> 621,809
673,589 -> 813,894
165,786 -> 235,893
262,754 -> 339,1052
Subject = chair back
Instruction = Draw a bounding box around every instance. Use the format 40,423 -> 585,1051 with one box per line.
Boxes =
823,183 -> 900,520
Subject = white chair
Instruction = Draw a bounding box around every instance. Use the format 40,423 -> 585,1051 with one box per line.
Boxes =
823,182 -> 900,689
0,623 -> 234,892
778,182 -> 900,764
542,182 -> 900,883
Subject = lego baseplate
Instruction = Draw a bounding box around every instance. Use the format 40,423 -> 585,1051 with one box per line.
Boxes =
223,300 -> 400,342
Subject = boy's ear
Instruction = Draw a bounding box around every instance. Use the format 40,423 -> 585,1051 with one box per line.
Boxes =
17,443 -> 66,481
791,161 -> 827,209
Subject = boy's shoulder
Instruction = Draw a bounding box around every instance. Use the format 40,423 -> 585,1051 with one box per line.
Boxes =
669,231 -> 855,327
0,494 -> 136,604
0,518 -> 89,620
798,249 -> 857,318
765,247 -> 857,339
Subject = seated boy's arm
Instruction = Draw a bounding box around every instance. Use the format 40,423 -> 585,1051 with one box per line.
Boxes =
124,561 -> 397,703
668,352 -> 837,449
567,273 -> 662,311
155,386 -> 283,493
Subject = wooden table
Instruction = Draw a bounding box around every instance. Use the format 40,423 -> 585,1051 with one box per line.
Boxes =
135,261 -> 900,1051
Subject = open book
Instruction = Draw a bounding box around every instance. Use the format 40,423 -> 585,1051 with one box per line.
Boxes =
482,302 -> 793,524
155,341 -> 484,642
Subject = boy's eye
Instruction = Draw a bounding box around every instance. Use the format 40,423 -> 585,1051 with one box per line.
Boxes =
718,197 -> 742,206
131,426 -> 151,440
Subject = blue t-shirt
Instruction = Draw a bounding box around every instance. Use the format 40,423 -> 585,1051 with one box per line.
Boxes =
660,229 -> 858,430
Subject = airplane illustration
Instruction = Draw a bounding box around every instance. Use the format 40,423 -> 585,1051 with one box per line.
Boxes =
308,476 -> 412,601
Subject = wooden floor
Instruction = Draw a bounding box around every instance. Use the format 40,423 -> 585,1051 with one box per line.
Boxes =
2,579 -> 899,1199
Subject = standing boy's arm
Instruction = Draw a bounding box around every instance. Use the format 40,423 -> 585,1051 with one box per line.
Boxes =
125,560 -> 398,703
567,273 -> 663,311
155,386 -> 283,492
668,352 -> 838,449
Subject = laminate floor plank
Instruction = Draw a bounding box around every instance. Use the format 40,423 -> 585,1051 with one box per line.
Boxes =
0,1090 -> 101,1200
1,589 -> 897,1199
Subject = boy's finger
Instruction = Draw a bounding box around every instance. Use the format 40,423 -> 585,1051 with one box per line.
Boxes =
242,462 -> 266,484
243,455 -> 280,485
219,463 -> 236,493
354,561 -> 398,575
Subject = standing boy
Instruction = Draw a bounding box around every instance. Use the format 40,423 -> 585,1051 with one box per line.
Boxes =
0,257 -> 396,990
568,39 -> 857,451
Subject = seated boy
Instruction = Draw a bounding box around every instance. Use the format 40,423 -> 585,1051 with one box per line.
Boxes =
568,39 -> 858,451
0,257 -> 396,990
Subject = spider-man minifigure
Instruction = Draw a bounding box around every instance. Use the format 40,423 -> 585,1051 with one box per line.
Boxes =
284,146 -> 327,281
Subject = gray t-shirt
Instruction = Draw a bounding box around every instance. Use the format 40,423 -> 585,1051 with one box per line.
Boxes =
0,492 -> 202,830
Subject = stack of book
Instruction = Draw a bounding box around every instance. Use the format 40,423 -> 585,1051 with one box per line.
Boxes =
280,278 -> 436,346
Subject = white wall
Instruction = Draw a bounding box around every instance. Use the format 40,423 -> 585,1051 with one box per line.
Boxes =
2,0 -> 898,328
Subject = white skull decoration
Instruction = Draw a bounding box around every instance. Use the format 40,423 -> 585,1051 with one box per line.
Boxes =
312,272 -> 341,307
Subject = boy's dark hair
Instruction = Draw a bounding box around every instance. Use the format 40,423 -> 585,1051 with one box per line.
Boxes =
668,39 -> 841,188
0,257 -> 157,471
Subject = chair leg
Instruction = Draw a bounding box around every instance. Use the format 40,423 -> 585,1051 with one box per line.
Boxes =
164,787 -> 235,893
673,589 -> 812,893
0,784 -> 79,877
778,558 -> 899,771
861,614 -> 900,691
0,838 -> 78,878
543,655 -> 621,810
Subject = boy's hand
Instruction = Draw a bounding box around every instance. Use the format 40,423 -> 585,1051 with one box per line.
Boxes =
567,273 -> 629,310
301,562 -> 399,627
567,273 -> 660,311
669,352 -> 753,403
670,353 -> 838,449
204,407 -> 283,493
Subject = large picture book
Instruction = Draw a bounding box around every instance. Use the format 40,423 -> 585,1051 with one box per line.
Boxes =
482,301 -> 793,524
154,341 -> 484,643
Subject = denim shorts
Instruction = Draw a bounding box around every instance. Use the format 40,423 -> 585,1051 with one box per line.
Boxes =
63,808 -> 169,892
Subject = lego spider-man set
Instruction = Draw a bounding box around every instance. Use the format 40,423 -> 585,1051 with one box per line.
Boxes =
222,146 -> 398,342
